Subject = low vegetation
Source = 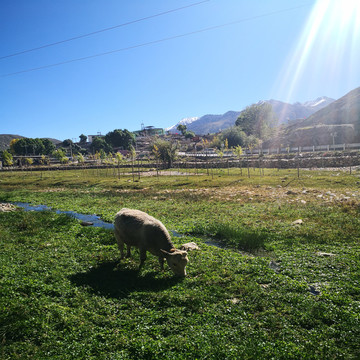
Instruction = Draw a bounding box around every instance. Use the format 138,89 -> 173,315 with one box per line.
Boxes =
0,168 -> 359,359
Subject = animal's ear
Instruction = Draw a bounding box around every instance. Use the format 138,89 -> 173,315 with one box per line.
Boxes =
181,252 -> 188,259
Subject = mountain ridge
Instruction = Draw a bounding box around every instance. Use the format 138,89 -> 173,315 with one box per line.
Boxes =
273,87 -> 360,146
167,96 -> 335,135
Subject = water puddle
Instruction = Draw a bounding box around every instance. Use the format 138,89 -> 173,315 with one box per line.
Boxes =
170,230 -> 184,238
13,202 -> 222,247
14,202 -> 115,230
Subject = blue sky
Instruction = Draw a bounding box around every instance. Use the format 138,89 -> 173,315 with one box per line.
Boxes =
1,0 -> 359,141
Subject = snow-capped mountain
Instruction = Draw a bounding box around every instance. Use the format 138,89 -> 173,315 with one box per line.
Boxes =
302,96 -> 334,108
167,112 -> 241,135
166,96 -> 335,135
259,97 -> 335,124
265,87 -> 360,147
166,117 -> 199,133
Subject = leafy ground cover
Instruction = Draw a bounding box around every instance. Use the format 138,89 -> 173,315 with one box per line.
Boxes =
0,168 -> 360,359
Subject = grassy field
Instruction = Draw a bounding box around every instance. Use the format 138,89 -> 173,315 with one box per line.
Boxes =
1,168 -> 360,359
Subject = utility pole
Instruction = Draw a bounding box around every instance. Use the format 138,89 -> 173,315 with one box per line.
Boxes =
331,132 -> 337,151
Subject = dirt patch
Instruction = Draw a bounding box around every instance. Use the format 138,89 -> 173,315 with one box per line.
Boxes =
152,185 -> 360,204
138,170 -> 198,177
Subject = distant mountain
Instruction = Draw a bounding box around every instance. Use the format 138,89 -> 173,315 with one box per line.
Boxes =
167,97 -> 335,135
188,111 -> 242,135
167,111 -> 241,135
302,97 -> 334,109
266,87 -> 360,147
261,96 -> 334,124
166,117 -> 199,133
45,138 -> 62,146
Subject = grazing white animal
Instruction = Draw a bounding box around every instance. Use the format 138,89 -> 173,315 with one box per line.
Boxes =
114,208 -> 188,276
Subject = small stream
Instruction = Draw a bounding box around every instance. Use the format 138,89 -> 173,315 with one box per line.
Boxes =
14,202 -> 115,230
14,202 -> 228,250
13,203 -> 229,250
13,202 -> 187,238
13,202 -> 224,246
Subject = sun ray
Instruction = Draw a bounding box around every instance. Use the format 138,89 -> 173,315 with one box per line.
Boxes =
273,0 -> 360,108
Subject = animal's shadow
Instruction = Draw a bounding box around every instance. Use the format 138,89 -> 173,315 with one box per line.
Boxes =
70,261 -> 183,299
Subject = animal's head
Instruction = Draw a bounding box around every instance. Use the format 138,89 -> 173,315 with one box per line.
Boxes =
161,249 -> 189,276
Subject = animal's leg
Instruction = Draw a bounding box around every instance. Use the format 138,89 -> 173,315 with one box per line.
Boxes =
139,248 -> 147,269
126,245 -> 131,258
158,256 -> 165,271
114,227 -> 125,259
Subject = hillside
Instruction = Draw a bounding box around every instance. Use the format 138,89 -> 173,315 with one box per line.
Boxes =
264,97 -> 334,124
293,87 -> 360,128
167,111 -> 241,135
45,138 -> 62,146
188,111 -> 241,135
272,87 -> 360,147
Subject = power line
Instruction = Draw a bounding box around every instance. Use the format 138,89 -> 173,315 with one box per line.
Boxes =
1,3 -> 311,78
0,0 -> 209,60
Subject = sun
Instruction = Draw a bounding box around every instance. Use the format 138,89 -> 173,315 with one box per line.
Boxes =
337,0 -> 360,21
274,0 -> 360,104
322,0 -> 360,34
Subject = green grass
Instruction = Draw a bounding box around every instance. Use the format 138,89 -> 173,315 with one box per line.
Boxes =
0,168 -> 360,359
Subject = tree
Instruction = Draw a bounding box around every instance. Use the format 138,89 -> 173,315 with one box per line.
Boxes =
79,134 -> 87,144
9,139 -> 20,154
73,143 -> 83,155
12,138 -> 28,155
202,138 -> 210,176
177,124 -> 187,135
62,139 -> 73,147
40,155 -> 50,165
115,152 -> 124,179
233,145 -> 243,158
235,103 -> 278,140
1,150 -> 13,166
10,138 -> 54,156
129,146 -> 137,181
12,138 -> 37,155
24,158 -> 34,166
77,153 -> 85,165
62,139 -> 75,157
41,139 -> 55,155
90,137 -> 112,153
99,149 -> 107,162
53,149 -> 65,160
184,131 -> 195,139
53,149 -> 68,164
116,152 -> 123,164
233,145 -> 243,175
210,135 -> 222,149
246,135 -> 259,148
105,129 -> 135,150
219,126 -> 248,148
152,139 -> 178,169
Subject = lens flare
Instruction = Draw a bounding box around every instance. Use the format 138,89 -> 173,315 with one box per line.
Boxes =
274,0 -> 360,105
